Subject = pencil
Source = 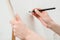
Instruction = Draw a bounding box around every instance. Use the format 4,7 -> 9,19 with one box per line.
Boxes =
29,7 -> 56,13
38,7 -> 56,12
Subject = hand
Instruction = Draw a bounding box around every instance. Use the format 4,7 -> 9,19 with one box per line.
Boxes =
32,8 -> 60,35
32,8 -> 54,28
10,14 -> 32,40
10,14 -> 46,40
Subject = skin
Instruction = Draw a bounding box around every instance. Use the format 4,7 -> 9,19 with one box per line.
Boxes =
10,8 -> 60,40
10,14 -> 45,40
32,8 -> 60,35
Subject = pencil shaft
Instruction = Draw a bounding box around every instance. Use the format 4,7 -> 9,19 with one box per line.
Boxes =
12,31 -> 15,40
38,7 -> 56,11
31,7 -> 56,13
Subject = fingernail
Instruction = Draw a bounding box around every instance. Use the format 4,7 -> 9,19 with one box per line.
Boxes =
35,9 -> 38,12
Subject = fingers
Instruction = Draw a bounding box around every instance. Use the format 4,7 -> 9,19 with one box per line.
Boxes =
15,14 -> 21,21
10,18 -> 17,25
32,8 -> 42,18
10,14 -> 22,24
35,9 -> 42,17
32,8 -> 47,17
10,14 -> 21,30
32,12 -> 40,18
13,27 -> 25,40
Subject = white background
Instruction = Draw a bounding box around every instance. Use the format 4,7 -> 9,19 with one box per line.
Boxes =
0,0 -> 60,40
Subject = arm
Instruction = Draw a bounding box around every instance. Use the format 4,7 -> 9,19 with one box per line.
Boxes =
32,8 -> 60,35
48,21 -> 60,35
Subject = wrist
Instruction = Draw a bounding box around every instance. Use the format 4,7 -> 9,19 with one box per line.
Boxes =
47,21 -> 56,28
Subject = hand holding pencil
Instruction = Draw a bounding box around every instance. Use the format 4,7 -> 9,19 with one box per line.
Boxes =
32,8 -> 55,28
32,8 -> 60,35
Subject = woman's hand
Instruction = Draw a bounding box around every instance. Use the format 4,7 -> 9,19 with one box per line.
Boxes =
10,14 -> 46,40
32,8 -> 55,28
32,8 -> 60,35
10,14 -> 32,40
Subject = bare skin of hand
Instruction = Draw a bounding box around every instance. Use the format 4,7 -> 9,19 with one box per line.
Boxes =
10,15 -> 31,40
32,8 -> 60,35
10,14 -> 45,40
32,8 -> 54,28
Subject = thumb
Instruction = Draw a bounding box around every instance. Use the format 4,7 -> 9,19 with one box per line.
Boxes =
15,14 -> 21,21
35,9 -> 42,17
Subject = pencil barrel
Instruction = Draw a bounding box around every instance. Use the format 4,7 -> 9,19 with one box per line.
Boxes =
12,31 -> 15,40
